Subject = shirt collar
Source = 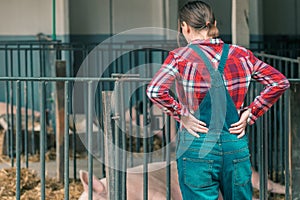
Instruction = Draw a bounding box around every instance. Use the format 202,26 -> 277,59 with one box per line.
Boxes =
189,38 -> 223,45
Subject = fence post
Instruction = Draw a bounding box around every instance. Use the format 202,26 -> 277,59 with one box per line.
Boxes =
102,91 -> 115,200
289,82 -> 300,199
297,57 -> 300,78
55,60 -> 66,182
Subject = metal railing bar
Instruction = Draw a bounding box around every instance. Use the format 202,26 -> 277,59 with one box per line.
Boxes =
255,53 -> 299,63
143,86 -> 149,200
165,116 -> 171,200
39,81 -> 46,200
0,77 -> 152,82
284,90 -> 290,199
87,81 -> 94,200
64,81 -> 70,200
16,81 -> 21,200
24,50 -> 29,168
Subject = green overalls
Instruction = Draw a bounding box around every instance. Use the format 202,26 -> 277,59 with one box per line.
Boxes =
176,44 -> 252,200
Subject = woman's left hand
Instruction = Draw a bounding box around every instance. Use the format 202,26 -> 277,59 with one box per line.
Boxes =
229,109 -> 251,139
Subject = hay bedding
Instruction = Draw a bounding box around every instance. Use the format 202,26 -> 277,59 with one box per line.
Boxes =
0,168 -> 83,200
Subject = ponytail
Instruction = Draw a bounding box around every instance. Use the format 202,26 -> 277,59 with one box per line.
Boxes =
207,23 -> 219,38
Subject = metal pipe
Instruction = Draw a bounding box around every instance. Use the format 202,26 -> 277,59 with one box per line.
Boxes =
24,50 -> 29,168
109,0 -> 113,36
88,81 -> 94,200
52,0 -> 57,40
0,76 -> 152,82
4,45 -> 10,159
143,87 -> 148,200
284,90 -> 290,199
16,81 -> 21,200
64,81 -> 70,199
114,80 -> 120,200
120,81 -> 127,200
40,81 -> 46,200
30,46 -> 36,155
10,50 -> 14,167
165,116 -> 171,200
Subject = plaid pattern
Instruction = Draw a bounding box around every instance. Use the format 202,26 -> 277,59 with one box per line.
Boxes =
146,39 -> 290,125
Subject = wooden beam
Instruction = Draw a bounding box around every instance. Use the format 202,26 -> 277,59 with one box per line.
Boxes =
232,0 -> 250,47
102,91 -> 115,200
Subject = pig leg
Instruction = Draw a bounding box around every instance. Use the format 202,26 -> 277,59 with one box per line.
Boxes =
251,167 -> 285,194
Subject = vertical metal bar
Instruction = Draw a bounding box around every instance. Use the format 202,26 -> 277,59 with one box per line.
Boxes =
145,50 -> 153,163
24,49 -> 29,168
52,0 -> 57,40
279,94 -> 284,184
68,47 -> 77,180
120,81 -> 127,200
88,81 -> 94,200
4,45 -> 10,157
98,82 -> 105,177
290,61 -> 294,79
128,81 -> 134,168
284,90 -> 290,199
268,109 -> 272,178
274,102 -> 279,182
165,116 -> 171,200
162,112 -> 166,161
16,81 -> 21,200
10,49 -> 14,167
109,0 -> 113,36
134,51 -> 141,153
250,83 -> 256,168
30,45 -> 36,155
297,57 -> 300,78
143,86 -> 148,200
40,81 -> 46,200
285,60 -> 288,79
72,112 -> 77,180
64,81 -> 70,200
114,80 -> 120,200
259,114 -> 268,199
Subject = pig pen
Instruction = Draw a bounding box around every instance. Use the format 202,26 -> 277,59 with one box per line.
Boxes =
0,79 -> 291,200
0,135 -> 173,200
0,105 -> 286,200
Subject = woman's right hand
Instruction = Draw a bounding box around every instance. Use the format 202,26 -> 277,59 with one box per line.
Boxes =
180,113 -> 209,138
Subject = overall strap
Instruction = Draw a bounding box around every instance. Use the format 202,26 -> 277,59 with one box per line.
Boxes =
189,43 -> 229,75
218,44 -> 229,74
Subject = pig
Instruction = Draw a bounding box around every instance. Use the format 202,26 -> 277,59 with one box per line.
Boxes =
79,162 -> 285,200
251,167 -> 285,194
79,161 -> 182,200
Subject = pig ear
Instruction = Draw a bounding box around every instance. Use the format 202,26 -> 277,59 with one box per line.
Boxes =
79,170 -> 105,194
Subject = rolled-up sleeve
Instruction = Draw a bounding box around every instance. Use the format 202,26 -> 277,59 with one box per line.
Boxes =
246,50 -> 290,125
146,53 -> 189,121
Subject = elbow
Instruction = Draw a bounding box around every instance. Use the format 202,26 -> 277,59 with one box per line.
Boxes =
146,85 -> 155,101
276,78 -> 290,92
282,79 -> 290,90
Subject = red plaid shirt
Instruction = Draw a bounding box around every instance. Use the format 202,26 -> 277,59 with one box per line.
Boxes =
146,38 -> 290,125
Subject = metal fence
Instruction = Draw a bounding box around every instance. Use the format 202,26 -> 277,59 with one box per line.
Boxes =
256,53 -> 300,79
0,40 -> 299,200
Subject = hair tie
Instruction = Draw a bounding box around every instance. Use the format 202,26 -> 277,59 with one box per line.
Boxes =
206,22 -> 210,27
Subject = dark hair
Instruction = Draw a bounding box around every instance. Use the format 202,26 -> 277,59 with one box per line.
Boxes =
178,1 -> 219,38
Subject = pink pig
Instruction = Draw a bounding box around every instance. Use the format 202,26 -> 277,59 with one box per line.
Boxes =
79,162 -> 285,200
79,161 -> 182,200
